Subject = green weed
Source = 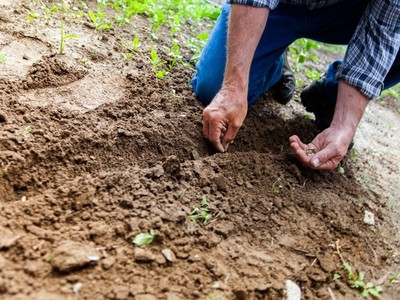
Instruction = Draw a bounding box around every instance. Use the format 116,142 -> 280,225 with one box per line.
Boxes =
342,262 -> 383,299
0,54 -> 6,63
189,195 -> 212,224
272,177 -> 282,194
58,20 -> 78,55
337,165 -> 345,175
88,9 -> 111,30
133,230 -> 156,246
150,49 -> 168,79
131,37 -> 141,52
289,38 -> 320,70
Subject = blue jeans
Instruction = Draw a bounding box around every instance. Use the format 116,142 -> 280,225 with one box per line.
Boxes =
191,1 -> 400,106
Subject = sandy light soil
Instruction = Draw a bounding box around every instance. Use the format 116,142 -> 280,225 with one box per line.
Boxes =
0,0 -> 399,299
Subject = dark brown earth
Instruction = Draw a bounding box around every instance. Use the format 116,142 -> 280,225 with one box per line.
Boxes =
0,1 -> 399,299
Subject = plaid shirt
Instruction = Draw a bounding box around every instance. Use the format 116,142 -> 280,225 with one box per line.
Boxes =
228,0 -> 400,99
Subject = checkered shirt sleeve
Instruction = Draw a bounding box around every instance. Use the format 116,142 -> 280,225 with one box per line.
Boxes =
227,0 -> 280,9
336,0 -> 400,99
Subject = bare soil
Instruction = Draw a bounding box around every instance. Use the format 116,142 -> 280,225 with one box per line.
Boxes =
0,1 -> 399,299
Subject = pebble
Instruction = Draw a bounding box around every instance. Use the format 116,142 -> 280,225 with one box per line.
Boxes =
72,282 -> 83,294
191,149 -> 200,160
161,248 -> 176,262
286,280 -> 301,300
363,210 -> 375,226
0,227 -> 20,249
51,240 -> 100,272
134,248 -> 155,262
101,257 -> 116,270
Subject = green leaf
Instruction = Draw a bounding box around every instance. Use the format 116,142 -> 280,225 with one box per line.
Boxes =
333,273 -> 341,281
132,230 -> 155,246
388,272 -> 400,285
63,33 -> 79,40
88,10 -> 97,24
0,54 -> 6,63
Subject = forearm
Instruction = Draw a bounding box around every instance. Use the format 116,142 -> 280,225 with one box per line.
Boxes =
331,81 -> 368,134
223,5 -> 270,92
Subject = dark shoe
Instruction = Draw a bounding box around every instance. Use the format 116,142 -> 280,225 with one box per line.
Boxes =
300,73 -> 335,132
300,75 -> 354,149
270,50 -> 296,105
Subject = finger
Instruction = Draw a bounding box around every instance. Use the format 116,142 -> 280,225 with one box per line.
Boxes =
221,124 -> 240,151
289,135 -> 308,152
309,146 -> 342,170
207,121 -> 225,152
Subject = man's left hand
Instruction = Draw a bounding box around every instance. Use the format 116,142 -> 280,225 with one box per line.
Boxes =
289,125 -> 355,170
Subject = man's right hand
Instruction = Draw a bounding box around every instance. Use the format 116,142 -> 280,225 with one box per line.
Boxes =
202,87 -> 248,152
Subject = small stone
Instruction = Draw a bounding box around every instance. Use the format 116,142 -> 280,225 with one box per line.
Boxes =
134,248 -> 155,262
114,286 -> 130,300
363,210 -> 375,226
245,181 -> 253,189
73,282 -> 83,294
187,253 -> 201,262
273,197 -> 283,209
214,174 -> 228,192
161,248 -> 176,262
193,161 -> 202,175
101,257 -> 116,270
51,240 -> 100,272
191,149 -> 200,160
155,254 -> 167,265
285,280 -> 301,300
213,222 -> 234,237
0,227 -> 20,249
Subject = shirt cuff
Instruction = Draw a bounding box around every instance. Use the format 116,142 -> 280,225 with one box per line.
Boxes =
336,64 -> 383,100
227,0 -> 279,9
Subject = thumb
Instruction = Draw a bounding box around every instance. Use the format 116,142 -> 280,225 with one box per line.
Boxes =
221,125 -> 240,151
309,147 -> 340,170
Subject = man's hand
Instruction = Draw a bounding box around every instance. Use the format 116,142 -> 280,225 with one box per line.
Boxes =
203,88 -> 248,152
289,125 -> 354,170
290,81 -> 368,170
202,5 -> 269,152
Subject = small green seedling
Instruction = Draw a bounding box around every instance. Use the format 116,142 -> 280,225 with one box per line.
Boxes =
342,263 -> 383,299
59,20 -> 78,55
123,52 -> 133,61
132,37 -> 141,52
333,273 -> 341,281
272,177 -> 282,194
150,49 -> 160,68
0,54 -> 6,63
337,165 -> 345,175
304,113 -> 315,121
27,11 -> 39,23
388,272 -> 400,285
352,272 -> 383,298
150,49 -> 167,79
133,230 -> 156,246
344,262 -> 355,280
189,195 -> 212,224
88,9 -> 111,30
156,70 -> 167,79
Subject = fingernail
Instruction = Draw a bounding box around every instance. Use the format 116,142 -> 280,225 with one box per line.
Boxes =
312,158 -> 320,167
